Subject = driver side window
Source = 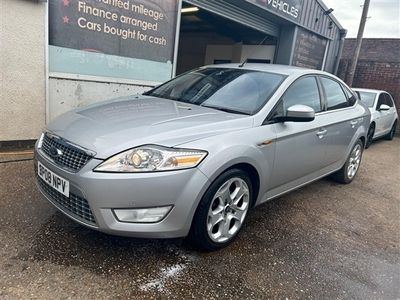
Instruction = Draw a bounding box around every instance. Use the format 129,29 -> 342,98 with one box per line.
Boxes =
376,93 -> 386,110
272,76 -> 322,118
383,93 -> 394,107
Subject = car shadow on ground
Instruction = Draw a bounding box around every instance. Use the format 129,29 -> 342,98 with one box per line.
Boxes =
16,210 -> 198,275
8,157 -> 399,298
15,177 -> 335,275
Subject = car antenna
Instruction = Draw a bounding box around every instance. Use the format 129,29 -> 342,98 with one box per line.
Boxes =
238,35 -> 270,68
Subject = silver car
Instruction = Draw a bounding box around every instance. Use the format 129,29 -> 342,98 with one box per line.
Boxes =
35,64 -> 370,250
353,88 -> 398,148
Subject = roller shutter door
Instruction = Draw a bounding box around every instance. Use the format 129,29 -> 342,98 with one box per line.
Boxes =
184,0 -> 280,37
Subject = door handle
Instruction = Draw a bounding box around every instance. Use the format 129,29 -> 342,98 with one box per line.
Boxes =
350,120 -> 358,128
316,129 -> 328,139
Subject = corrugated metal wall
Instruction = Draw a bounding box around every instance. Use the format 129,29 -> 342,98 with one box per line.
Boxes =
296,0 -> 343,73
184,0 -> 280,37
299,0 -> 339,40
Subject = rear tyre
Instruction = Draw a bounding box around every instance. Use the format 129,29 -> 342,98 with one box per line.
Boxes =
331,139 -> 364,184
385,121 -> 397,140
187,169 -> 252,251
365,124 -> 375,149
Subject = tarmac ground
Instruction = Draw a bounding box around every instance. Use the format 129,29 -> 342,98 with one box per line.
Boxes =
0,138 -> 399,299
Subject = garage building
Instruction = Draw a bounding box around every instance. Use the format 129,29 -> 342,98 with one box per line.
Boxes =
0,0 -> 346,146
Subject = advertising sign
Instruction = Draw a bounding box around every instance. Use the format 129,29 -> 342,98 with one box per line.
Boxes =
247,0 -> 304,21
49,0 -> 180,82
292,27 -> 328,70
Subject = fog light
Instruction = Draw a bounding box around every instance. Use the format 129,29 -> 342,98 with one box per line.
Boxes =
113,206 -> 172,223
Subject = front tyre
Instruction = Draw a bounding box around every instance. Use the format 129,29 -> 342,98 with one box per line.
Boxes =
188,169 -> 252,251
331,139 -> 364,184
365,124 -> 375,149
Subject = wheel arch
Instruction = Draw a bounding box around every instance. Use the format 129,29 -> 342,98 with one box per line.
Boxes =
187,162 -> 261,250
359,136 -> 366,147
224,163 -> 260,208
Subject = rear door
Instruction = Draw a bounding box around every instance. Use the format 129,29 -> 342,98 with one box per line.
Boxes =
319,76 -> 358,166
269,76 -> 328,188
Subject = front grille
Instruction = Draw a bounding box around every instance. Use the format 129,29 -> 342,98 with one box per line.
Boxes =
41,134 -> 92,172
37,176 -> 96,225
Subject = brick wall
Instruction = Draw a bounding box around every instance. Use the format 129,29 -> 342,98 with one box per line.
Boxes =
338,39 -> 400,116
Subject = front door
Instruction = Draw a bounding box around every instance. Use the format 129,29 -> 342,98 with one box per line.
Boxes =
269,76 -> 327,188
382,93 -> 396,132
375,93 -> 389,136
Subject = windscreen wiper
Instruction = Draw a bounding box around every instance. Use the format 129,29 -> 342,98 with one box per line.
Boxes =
201,105 -> 250,115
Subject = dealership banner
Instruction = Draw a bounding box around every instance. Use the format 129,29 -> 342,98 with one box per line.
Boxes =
49,0 -> 180,82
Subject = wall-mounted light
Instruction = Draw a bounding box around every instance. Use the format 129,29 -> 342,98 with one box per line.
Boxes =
316,8 -> 334,22
181,7 -> 199,13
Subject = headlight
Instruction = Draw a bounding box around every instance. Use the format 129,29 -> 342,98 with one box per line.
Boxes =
94,145 -> 207,172
37,133 -> 45,149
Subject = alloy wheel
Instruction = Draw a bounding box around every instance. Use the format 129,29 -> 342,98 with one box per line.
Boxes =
206,177 -> 250,243
347,144 -> 362,179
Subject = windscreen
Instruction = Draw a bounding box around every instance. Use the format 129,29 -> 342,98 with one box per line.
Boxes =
358,91 -> 376,107
144,68 -> 285,115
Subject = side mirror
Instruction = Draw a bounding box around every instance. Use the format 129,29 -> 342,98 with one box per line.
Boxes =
378,104 -> 390,111
275,105 -> 315,123
355,91 -> 361,100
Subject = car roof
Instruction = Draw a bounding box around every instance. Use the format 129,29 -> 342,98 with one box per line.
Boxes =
202,63 -> 333,77
353,88 -> 387,94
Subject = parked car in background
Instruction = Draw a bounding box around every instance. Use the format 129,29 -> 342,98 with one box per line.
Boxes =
353,88 -> 398,148
35,64 -> 370,250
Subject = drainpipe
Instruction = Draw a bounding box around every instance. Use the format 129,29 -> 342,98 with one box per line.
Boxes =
333,29 -> 347,76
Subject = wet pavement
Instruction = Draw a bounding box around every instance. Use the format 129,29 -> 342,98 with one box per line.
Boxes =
0,139 -> 399,299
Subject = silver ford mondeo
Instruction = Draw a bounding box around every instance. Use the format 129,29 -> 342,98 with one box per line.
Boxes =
35,64 -> 370,250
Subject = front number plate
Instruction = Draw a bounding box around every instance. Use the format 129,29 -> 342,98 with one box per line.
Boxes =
38,161 -> 70,197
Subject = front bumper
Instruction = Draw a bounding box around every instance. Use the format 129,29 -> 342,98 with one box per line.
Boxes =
34,145 -> 210,238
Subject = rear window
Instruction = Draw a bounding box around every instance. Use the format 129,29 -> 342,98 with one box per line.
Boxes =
320,77 -> 349,110
358,91 -> 376,107
342,85 -> 357,106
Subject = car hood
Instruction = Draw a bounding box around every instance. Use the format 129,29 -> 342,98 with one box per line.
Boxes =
47,96 -> 254,159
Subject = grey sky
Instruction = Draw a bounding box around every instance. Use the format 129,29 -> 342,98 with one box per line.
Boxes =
322,0 -> 400,38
